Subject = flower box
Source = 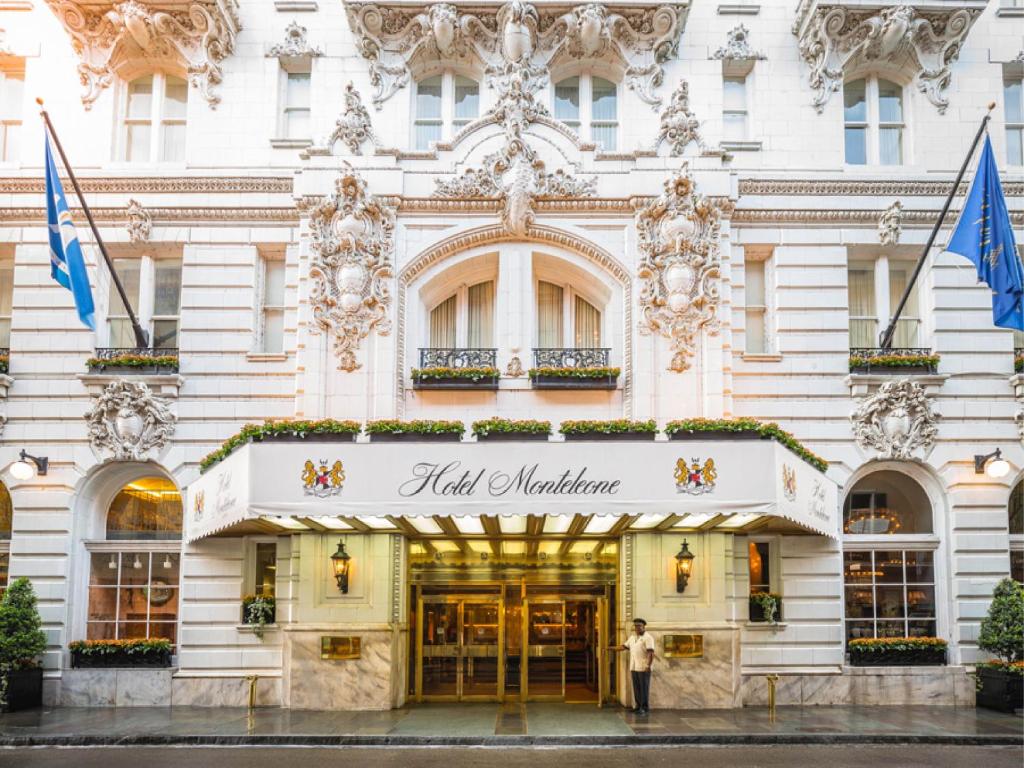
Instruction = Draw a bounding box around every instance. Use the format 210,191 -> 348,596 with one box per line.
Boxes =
476,432 -> 550,442
748,595 -> 783,623
560,420 -> 657,441
1,667 -> 42,712
87,363 -> 180,375
528,366 -> 620,390
664,418 -> 829,473
563,431 -> 656,441
848,353 -> 940,375
200,420 -> 363,472
847,638 -> 948,667
253,431 -> 358,443
412,367 -> 499,391
976,665 -> 1024,713
86,354 -> 180,375
366,420 -> 464,442
472,419 -> 551,442
670,429 -> 765,441
369,432 -> 462,442
70,648 -> 172,669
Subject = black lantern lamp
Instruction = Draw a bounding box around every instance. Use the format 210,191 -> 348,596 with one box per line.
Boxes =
675,539 -> 695,593
330,539 -> 352,594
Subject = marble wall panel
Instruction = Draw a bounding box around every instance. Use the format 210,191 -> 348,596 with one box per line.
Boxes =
170,675 -> 283,707
284,629 -> 395,710
739,667 -> 974,707
115,670 -> 172,706
58,669 -> 172,707
647,628 -> 740,709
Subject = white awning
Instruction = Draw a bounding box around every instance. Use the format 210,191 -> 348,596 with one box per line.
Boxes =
185,439 -> 839,542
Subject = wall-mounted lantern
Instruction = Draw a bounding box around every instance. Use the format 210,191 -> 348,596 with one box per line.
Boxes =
675,539 -> 695,593
330,539 -> 352,594
974,448 -> 1010,479
9,450 -> 48,480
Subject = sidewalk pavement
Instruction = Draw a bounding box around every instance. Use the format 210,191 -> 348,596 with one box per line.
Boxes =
0,703 -> 1021,746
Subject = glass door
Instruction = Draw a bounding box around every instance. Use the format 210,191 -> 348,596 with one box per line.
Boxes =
461,601 -> 503,699
419,600 -> 459,698
522,599 -> 565,699
416,596 -> 504,701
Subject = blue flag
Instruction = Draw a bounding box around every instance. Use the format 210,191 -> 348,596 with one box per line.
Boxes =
45,134 -> 95,330
946,135 -> 1024,331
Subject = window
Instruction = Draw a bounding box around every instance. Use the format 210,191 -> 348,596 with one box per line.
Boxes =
258,256 -> 286,353
0,481 -> 10,596
414,73 -> 479,149
848,257 -> 920,348
123,74 -> 188,163
0,63 -> 23,163
744,254 -> 768,353
0,252 -> 12,348
428,280 -> 495,348
87,477 -> 181,647
106,255 -> 182,349
844,550 -> 936,644
723,75 -> 748,142
844,77 -> 904,166
748,540 -> 778,622
553,75 -> 618,150
1009,481 -> 1024,583
843,471 -> 932,535
536,280 -> 601,348
281,69 -> 311,140
1005,74 -> 1023,167
253,542 -> 277,599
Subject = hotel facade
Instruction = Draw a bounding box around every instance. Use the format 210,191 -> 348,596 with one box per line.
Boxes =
0,0 -> 1022,710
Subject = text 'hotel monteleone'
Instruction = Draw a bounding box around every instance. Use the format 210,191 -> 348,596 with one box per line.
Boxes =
0,0 -> 1022,710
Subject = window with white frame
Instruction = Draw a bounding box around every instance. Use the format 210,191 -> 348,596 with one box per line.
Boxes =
429,280 -> 495,348
413,72 -> 479,149
848,257 -> 920,348
86,476 -> 181,647
279,65 -> 311,141
744,252 -> 770,353
0,62 -> 24,163
1005,72 -> 1023,167
1009,480 -> 1023,583
106,255 -> 182,349
536,279 -> 602,348
122,74 -> 188,163
844,77 -> 904,166
723,73 -> 749,142
553,75 -> 618,150
0,251 -> 12,349
748,539 -> 780,622
258,254 -> 286,353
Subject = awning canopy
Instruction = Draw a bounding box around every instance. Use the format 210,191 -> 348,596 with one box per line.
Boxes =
185,439 -> 839,542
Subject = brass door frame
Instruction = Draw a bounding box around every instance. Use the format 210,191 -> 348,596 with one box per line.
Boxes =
415,592 -> 505,703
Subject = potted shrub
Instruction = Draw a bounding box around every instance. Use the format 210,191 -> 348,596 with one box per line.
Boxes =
848,352 -> 940,374
1015,353 -> 1024,375
86,353 -> 180,374
848,637 -> 947,667
529,366 -> 620,390
0,577 -> 47,712
749,592 -> 782,624
412,366 -> 500,390
242,595 -> 277,640
559,419 -> 658,441
664,418 -> 829,473
366,420 -> 464,442
68,638 -> 172,668
472,418 -> 551,441
976,578 -> 1024,713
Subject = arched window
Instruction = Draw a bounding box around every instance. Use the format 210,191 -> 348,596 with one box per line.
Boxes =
844,77 -> 904,166
536,280 -> 602,348
122,74 -> 188,163
0,481 -> 10,594
1009,480 -> 1023,582
87,476 -> 181,647
553,75 -> 618,150
842,470 -> 936,646
428,280 -> 495,349
413,73 -> 479,149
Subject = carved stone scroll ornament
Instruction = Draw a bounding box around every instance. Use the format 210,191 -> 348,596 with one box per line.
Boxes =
656,80 -> 723,157
267,20 -> 323,59
305,163 -> 395,372
712,24 -> 765,61
878,200 -> 903,246
850,379 -> 939,460
635,163 -> 722,372
795,4 -> 981,114
125,198 -> 151,243
45,0 -> 242,109
85,380 -> 177,460
327,82 -> 376,154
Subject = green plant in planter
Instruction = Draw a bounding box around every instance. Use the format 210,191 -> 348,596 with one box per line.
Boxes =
1015,355 -> 1024,374
664,417 -> 829,473
528,366 -> 621,379
559,419 -> 657,435
200,419 -> 363,472
86,354 -> 180,371
847,353 -> 940,371
242,595 -> 276,640
472,418 -> 551,437
411,366 -> 499,382
366,419 -> 465,435
68,638 -> 172,657
0,578 -> 47,709
0,354 -> 8,375
751,592 -> 781,624
979,578 -> 1024,664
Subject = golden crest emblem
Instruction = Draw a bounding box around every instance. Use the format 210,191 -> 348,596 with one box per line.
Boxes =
782,464 -> 797,501
192,489 -> 205,521
675,457 -> 717,495
302,458 -> 346,498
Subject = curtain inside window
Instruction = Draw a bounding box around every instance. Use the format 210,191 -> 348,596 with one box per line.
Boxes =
574,295 -> 601,348
467,281 -> 494,347
888,266 -> 918,346
430,294 -> 457,348
848,268 -> 875,347
537,281 -> 564,347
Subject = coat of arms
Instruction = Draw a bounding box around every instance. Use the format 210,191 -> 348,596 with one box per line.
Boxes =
674,457 -> 717,495
302,459 -> 345,497
782,464 -> 797,501
192,490 -> 205,522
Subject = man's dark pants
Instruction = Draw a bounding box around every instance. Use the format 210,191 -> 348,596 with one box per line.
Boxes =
630,670 -> 651,711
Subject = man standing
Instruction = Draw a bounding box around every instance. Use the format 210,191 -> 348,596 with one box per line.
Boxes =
610,618 -> 655,714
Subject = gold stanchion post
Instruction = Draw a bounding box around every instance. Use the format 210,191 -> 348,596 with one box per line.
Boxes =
766,674 -> 779,721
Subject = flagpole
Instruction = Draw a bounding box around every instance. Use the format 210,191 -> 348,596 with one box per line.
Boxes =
878,102 -> 997,351
36,98 -> 149,349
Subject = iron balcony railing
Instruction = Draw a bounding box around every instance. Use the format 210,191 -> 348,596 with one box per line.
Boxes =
418,348 -> 497,369
93,347 -> 179,360
532,347 -> 611,368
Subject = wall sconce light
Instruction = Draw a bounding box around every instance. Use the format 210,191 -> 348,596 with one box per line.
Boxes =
330,539 -> 352,594
9,450 -> 48,480
974,448 -> 1010,479
675,539 -> 695,594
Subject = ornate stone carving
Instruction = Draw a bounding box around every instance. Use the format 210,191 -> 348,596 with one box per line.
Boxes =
343,1 -> 688,110
878,200 -> 902,246
326,82 -> 375,154
635,163 -> 721,372
850,378 -> 939,459
125,198 -> 151,243
267,20 -> 323,58
45,0 -> 242,109
1016,407 -> 1024,442
656,80 -> 716,156
712,23 -> 765,61
306,163 -> 395,371
794,4 -> 981,114
505,351 -> 524,377
85,380 -> 176,460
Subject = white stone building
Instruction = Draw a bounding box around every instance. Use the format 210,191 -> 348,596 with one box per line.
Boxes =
0,0 -> 1022,710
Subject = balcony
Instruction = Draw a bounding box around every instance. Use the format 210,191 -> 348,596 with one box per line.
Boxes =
87,348 -> 180,375
412,348 -> 499,390
530,348 -> 619,390
849,347 -> 939,375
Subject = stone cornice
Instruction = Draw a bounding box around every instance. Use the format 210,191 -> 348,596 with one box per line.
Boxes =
0,206 -> 299,223
0,176 -> 293,194
731,209 -> 1024,226
738,179 -> 1024,197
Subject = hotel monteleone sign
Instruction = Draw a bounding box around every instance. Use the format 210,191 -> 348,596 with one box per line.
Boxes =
186,440 -> 840,541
